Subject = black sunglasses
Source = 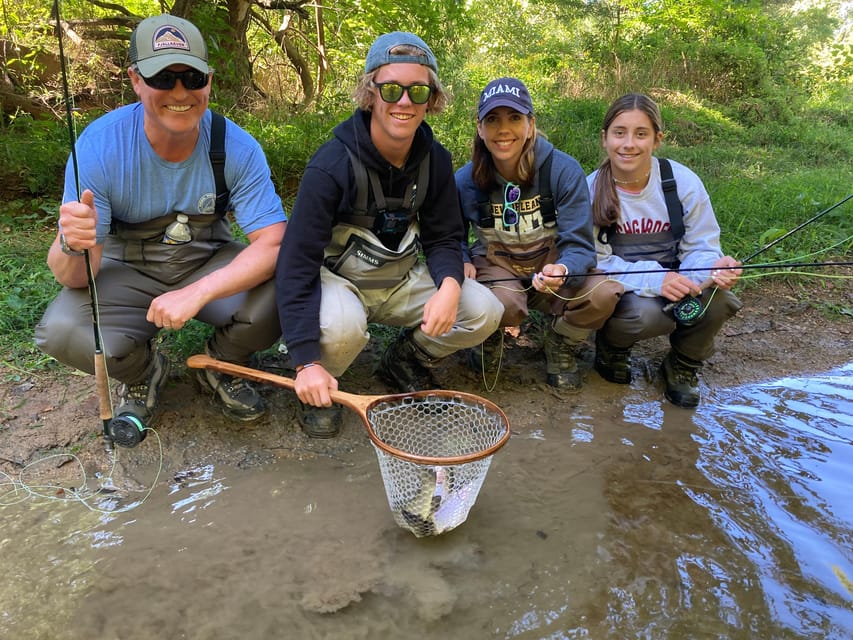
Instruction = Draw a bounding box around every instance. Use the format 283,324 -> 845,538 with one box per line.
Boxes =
373,81 -> 433,105
502,182 -> 521,227
138,68 -> 210,91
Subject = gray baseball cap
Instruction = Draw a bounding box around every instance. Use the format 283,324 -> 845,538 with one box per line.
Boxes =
129,15 -> 209,77
364,32 -> 437,74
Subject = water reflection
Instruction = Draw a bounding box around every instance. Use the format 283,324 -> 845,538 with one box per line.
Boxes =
0,365 -> 851,639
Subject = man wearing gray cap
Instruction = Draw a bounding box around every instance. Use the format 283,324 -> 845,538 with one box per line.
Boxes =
36,15 -> 287,428
275,31 -> 502,437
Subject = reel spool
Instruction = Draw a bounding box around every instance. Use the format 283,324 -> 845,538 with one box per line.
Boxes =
107,414 -> 148,448
670,296 -> 704,326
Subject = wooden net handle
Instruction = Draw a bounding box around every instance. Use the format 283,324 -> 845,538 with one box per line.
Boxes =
186,354 -> 511,465
186,354 -> 379,417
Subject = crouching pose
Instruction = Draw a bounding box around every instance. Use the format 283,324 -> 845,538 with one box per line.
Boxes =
36,15 -> 286,427
275,32 -> 502,437
588,93 -> 742,407
456,77 -> 623,390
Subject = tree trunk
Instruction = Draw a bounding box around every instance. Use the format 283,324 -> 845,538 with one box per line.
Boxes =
275,14 -> 314,109
224,0 -> 255,98
314,1 -> 328,103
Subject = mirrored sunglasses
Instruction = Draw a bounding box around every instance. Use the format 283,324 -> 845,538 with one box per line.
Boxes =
373,81 -> 433,105
503,182 -> 521,227
139,68 -> 210,91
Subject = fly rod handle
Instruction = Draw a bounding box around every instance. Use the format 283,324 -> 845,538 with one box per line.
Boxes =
94,350 -> 112,421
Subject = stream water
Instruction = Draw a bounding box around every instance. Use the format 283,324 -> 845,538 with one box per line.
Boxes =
2,364 -> 852,639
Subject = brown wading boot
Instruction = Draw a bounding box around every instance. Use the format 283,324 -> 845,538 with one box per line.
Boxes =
466,330 -> 502,373
379,328 -> 440,393
115,349 -> 171,425
661,349 -> 702,408
298,402 -> 343,438
594,332 -> 633,384
543,325 -> 582,390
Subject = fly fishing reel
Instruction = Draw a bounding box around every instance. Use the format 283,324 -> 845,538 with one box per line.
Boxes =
668,295 -> 705,326
107,414 -> 148,448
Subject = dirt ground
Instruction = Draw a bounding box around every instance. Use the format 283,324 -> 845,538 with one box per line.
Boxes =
1,274 -> 851,484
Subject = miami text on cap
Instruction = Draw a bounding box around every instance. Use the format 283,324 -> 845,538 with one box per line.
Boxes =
478,77 -> 534,120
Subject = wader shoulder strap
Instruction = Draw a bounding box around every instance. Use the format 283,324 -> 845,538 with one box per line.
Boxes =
538,150 -> 555,225
658,158 -> 684,241
210,111 -> 230,218
476,149 -> 555,228
342,146 -> 430,228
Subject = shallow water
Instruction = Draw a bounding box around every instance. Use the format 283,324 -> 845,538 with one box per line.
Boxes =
2,365 -> 852,639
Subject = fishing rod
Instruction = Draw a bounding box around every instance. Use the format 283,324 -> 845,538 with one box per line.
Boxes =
663,193 -> 852,324
741,194 -> 852,264
479,259 -> 853,284
54,0 -> 145,450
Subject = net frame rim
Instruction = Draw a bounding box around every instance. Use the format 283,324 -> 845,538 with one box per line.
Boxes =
361,389 -> 511,465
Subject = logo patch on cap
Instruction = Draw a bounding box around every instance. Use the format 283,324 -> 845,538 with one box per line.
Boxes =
152,25 -> 191,52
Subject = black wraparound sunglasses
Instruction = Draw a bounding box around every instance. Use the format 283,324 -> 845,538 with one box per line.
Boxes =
137,67 -> 210,91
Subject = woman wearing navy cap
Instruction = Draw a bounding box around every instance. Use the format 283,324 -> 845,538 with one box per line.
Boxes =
456,77 -> 623,390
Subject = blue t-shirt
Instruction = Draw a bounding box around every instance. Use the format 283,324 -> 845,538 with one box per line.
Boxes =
63,103 -> 286,242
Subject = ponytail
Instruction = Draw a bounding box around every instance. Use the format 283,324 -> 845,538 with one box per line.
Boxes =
592,157 -> 621,229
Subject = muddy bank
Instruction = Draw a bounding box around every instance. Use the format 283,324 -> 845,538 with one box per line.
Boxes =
1,276 -> 851,481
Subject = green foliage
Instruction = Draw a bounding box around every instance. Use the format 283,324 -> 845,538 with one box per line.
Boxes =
0,205 -> 60,369
0,114 -> 74,199
1,0 -> 851,371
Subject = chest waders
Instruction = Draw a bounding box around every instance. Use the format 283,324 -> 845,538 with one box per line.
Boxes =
106,112 -> 231,447
597,159 -> 700,325
322,148 -> 430,289
473,151 -> 560,277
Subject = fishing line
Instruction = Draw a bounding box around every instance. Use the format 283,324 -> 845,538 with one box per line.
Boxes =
739,269 -> 852,282
740,194 -> 852,264
475,330 -> 505,393
0,429 -> 164,515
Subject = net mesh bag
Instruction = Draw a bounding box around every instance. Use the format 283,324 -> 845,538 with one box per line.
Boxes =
365,392 -> 510,538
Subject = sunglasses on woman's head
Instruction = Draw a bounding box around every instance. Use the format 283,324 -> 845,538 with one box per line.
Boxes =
503,182 -> 521,227
373,81 -> 433,105
138,68 -> 210,91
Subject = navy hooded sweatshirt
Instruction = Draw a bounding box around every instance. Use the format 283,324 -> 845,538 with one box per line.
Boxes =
275,108 -> 466,368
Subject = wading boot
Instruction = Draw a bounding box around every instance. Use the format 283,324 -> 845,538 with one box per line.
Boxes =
661,350 -> 702,408
543,325 -> 582,390
594,332 -> 632,384
196,343 -> 266,421
115,349 -> 171,426
298,403 -> 343,438
379,328 -> 440,393
466,330 -> 503,373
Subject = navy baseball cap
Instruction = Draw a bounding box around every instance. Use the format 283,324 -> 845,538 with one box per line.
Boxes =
364,32 -> 438,74
478,77 -> 534,120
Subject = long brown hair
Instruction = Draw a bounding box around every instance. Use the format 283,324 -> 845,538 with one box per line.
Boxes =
471,120 -> 541,191
592,93 -> 663,229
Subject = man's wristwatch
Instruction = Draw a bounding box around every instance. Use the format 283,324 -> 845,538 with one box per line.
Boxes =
59,233 -> 85,256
